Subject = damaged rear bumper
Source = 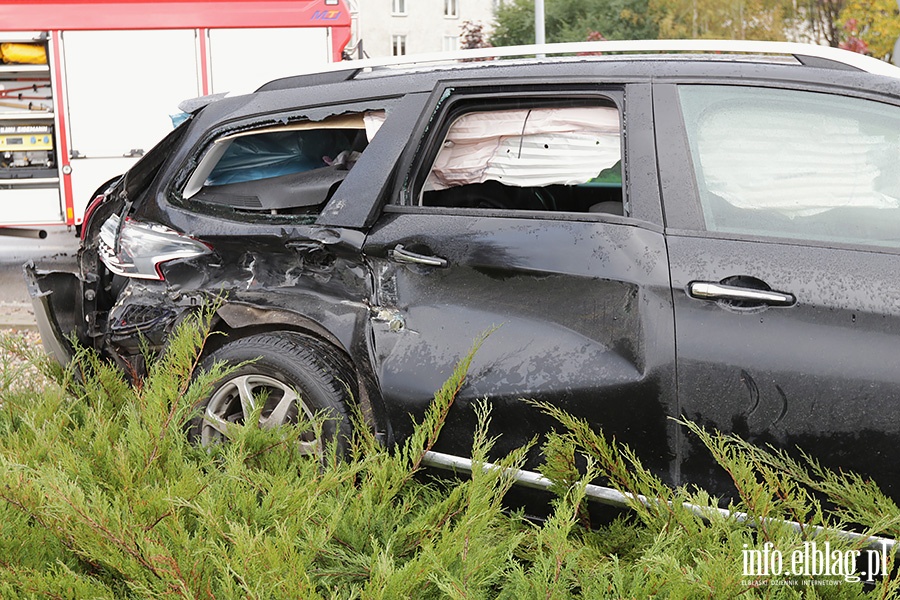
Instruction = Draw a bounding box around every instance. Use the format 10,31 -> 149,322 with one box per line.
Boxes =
23,261 -> 81,366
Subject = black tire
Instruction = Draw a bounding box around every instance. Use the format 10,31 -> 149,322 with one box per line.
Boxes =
188,331 -> 354,456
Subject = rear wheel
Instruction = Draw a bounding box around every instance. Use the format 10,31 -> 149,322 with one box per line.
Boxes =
189,331 -> 353,455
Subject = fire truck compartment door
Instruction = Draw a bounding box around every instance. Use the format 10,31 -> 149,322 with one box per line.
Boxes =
207,27 -> 330,96
61,29 -> 200,158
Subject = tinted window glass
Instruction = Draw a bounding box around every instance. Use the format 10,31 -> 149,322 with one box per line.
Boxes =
679,85 -> 900,247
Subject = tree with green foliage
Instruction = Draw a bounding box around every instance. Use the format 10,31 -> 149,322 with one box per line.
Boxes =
652,0 -> 794,40
490,0 -> 660,46
793,0 -> 846,46
491,0 -> 899,59
839,0 -> 900,60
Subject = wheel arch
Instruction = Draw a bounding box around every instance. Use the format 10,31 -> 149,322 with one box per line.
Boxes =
208,301 -> 391,443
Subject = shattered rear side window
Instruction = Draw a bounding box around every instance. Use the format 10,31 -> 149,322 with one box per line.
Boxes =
182,111 -> 385,215
205,112 -> 380,186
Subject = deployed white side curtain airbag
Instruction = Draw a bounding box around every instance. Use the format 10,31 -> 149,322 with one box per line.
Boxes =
425,106 -> 621,191
692,100 -> 900,218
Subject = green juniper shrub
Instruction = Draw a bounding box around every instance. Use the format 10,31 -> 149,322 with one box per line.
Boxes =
0,318 -> 897,598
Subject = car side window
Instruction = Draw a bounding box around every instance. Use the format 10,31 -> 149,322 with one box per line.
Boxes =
678,85 -> 900,247
180,111 -> 385,214
418,101 -> 625,216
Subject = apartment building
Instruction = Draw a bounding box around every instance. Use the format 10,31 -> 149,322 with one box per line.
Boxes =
346,0 -> 500,58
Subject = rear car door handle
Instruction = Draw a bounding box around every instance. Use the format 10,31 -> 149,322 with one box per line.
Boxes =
688,281 -> 795,306
389,244 -> 448,268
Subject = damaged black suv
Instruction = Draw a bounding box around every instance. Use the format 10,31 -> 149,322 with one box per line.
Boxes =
26,40 -> 900,502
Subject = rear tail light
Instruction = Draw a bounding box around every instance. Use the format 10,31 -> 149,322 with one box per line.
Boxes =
80,194 -> 106,241
98,214 -> 211,280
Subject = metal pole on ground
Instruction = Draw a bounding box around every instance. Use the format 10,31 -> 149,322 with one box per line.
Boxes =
0,228 -> 47,239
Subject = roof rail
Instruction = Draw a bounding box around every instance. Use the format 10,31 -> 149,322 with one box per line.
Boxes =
256,68 -> 361,92
283,39 -> 900,81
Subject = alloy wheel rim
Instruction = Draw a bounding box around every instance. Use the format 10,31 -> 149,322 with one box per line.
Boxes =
201,373 -> 318,455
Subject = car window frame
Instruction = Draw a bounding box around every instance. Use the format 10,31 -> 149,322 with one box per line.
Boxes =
386,80 -> 663,228
404,86 -> 625,214
317,92 -> 433,228
656,80 -> 900,254
165,97 -> 405,221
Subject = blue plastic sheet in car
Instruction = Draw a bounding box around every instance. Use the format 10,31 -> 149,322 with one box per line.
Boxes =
205,129 -> 357,186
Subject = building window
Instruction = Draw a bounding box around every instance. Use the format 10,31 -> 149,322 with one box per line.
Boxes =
392,0 -> 406,15
444,0 -> 458,18
442,35 -> 459,52
392,34 -> 407,56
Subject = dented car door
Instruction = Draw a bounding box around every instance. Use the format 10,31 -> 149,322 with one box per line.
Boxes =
362,83 -> 679,479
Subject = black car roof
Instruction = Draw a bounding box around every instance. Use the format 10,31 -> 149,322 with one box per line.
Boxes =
176,41 -> 900,170
197,56 -> 900,124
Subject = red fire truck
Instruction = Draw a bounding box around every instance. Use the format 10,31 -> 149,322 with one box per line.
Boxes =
0,0 -> 351,234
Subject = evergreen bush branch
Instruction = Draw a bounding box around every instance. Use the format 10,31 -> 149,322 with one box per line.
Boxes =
395,328 -> 495,488
4,317 -> 898,596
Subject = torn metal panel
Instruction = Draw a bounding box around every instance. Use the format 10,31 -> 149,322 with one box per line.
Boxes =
369,305 -> 406,332
23,264 -> 83,365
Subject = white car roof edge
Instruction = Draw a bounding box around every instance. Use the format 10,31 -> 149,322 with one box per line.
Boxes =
292,39 -> 900,81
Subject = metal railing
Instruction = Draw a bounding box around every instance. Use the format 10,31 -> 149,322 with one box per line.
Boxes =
423,450 -> 898,555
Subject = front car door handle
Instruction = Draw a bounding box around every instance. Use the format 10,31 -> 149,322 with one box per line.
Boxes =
389,244 -> 448,268
688,281 -> 796,306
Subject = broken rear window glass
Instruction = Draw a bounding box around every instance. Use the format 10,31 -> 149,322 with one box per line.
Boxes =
182,112 -> 384,213
205,129 -> 358,186
421,104 -> 624,214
